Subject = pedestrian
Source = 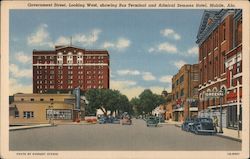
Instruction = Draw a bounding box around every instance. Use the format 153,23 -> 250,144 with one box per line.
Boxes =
213,116 -> 218,127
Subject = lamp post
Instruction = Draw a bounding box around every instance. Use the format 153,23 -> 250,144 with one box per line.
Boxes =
219,89 -> 224,133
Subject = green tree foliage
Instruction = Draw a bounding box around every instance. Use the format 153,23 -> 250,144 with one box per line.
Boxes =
130,89 -> 166,115
85,89 -> 131,116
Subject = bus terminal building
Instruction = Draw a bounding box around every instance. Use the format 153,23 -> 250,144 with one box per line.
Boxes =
9,92 -> 86,125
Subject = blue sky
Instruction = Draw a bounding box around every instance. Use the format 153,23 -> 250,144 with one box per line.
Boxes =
9,9 -> 204,99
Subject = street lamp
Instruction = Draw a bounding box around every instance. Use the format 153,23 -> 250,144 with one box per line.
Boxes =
219,89 -> 224,133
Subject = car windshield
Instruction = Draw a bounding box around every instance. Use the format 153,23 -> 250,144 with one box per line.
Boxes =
198,118 -> 212,122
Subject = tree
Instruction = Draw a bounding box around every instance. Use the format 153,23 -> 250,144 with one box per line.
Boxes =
130,97 -> 142,115
85,89 -> 132,116
130,89 -> 166,115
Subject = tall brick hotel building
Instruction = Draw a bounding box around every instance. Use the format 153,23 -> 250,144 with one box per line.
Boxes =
33,45 -> 110,93
196,9 -> 242,129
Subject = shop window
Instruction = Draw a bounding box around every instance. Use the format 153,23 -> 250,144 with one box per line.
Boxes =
46,109 -> 72,120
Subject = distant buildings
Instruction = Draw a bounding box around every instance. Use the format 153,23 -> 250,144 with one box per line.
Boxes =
171,64 -> 199,122
196,9 -> 242,129
33,45 -> 110,93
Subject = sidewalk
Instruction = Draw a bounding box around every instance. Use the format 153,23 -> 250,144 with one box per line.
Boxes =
10,121 -> 95,131
165,120 -> 242,142
9,124 -> 53,131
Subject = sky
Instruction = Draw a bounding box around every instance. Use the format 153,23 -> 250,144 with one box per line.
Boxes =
9,9 -> 204,99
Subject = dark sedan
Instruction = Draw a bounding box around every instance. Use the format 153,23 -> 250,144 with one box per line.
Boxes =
146,117 -> 158,127
181,118 -> 194,132
190,117 -> 217,135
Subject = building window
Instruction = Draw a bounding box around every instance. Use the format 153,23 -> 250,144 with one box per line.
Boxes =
176,79 -> 179,85
21,98 -> 24,101
179,75 -> 184,84
193,73 -> 199,81
15,110 -> 19,118
180,89 -> 184,97
236,19 -> 242,45
50,98 -> 54,102
222,23 -> 226,42
23,111 -> 34,118
30,98 -> 34,102
176,92 -> 179,99
40,98 -> 44,101
236,61 -> 241,73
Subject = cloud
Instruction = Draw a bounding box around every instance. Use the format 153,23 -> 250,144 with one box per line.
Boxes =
116,38 -> 131,49
27,24 -> 53,47
187,46 -> 198,55
110,80 -> 137,90
9,78 -> 32,95
55,29 -> 102,46
117,69 -> 140,76
103,38 -> 131,50
15,52 -> 32,64
149,42 -> 177,54
158,42 -> 178,53
142,72 -> 156,81
160,28 -> 181,40
148,48 -> 155,53
159,75 -> 172,83
9,64 -> 32,78
173,60 -> 187,69
55,36 -> 70,45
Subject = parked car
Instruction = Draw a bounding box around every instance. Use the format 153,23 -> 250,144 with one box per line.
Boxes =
122,116 -> 132,125
146,116 -> 158,127
181,118 -> 194,132
112,117 -> 120,124
105,116 -> 114,123
98,116 -> 107,124
155,116 -> 165,123
189,117 -> 217,135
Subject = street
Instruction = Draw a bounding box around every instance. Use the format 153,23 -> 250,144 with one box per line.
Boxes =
9,119 -> 241,151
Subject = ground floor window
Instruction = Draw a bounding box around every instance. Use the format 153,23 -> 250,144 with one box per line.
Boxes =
23,111 -> 34,118
46,109 -> 72,120
227,105 -> 242,130
15,110 -> 19,118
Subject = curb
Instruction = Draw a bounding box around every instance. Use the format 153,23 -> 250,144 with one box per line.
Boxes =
59,122 -> 96,125
9,124 -> 53,131
174,124 -> 242,142
175,124 -> 182,127
216,134 -> 242,142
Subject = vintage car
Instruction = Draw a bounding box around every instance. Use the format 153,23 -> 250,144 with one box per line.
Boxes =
146,116 -> 158,127
189,117 -> 217,135
122,116 -> 132,125
181,118 -> 194,132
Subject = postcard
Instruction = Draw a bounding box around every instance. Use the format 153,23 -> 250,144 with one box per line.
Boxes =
1,0 -> 249,159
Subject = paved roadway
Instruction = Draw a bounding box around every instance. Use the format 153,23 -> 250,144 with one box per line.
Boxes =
9,119 -> 241,151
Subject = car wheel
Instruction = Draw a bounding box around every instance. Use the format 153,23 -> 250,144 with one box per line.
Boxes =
194,128 -> 199,135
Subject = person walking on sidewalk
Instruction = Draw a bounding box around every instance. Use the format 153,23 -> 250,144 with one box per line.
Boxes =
213,116 -> 218,133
